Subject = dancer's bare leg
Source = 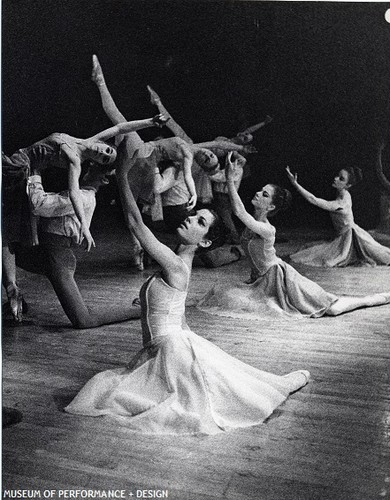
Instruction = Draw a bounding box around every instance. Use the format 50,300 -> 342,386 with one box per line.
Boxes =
326,293 -> 390,316
147,85 -> 193,143
91,57 -> 151,270
91,55 -> 145,154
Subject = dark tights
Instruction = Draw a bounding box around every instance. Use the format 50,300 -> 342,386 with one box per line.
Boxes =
14,233 -> 140,328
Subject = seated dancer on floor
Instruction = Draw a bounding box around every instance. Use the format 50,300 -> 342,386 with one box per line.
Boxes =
91,55 -> 255,268
2,114 -> 164,321
197,153 -> 390,319
8,165 -> 141,328
286,166 -> 390,267
64,147 -> 310,435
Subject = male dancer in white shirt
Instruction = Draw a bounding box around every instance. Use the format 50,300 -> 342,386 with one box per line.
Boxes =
9,164 -> 141,328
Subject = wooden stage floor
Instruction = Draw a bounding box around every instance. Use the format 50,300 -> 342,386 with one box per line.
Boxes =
2,222 -> 390,500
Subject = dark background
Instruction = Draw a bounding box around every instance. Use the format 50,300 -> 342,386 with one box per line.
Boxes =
3,0 -> 390,229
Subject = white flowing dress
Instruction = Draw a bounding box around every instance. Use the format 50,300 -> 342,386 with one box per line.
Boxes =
65,262 -> 309,435
290,192 -> 390,267
197,224 -> 338,320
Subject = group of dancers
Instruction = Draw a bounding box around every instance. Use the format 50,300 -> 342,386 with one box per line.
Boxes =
3,55 -> 390,435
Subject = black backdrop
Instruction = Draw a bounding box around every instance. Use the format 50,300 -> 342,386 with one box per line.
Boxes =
3,1 -> 390,229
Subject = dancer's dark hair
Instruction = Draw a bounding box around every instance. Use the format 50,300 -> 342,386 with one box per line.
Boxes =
269,185 -> 292,217
344,166 -> 363,187
196,209 -> 226,254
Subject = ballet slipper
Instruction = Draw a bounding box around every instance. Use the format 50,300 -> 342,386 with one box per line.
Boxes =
6,284 -> 24,323
370,292 -> 390,306
283,370 -> 310,392
91,54 -> 106,86
147,85 -> 161,105
379,292 -> 390,303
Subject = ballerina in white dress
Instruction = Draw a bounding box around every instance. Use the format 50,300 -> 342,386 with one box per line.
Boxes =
286,166 -> 390,267
64,148 -> 310,435
197,154 -> 390,320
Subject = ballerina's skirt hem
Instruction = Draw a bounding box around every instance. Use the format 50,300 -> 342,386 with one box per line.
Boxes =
290,226 -> 390,267
64,329 -> 306,435
197,260 -> 338,320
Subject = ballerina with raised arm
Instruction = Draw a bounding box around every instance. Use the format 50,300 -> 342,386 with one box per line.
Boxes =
2,116 -> 163,321
64,149 -> 310,435
197,153 -> 390,319
286,166 -> 390,267
91,55 -> 256,267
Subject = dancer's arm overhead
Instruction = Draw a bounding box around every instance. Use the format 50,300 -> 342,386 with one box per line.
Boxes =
89,115 -> 167,143
116,153 -> 187,288
226,152 -> 273,237
286,166 -> 343,211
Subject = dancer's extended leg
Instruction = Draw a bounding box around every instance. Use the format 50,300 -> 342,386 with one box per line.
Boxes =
92,54 -> 145,155
326,293 -> 390,316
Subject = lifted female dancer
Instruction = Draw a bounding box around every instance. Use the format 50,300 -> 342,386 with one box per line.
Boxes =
91,55 -> 254,266
286,166 -> 390,267
198,154 -> 390,319
65,150 -> 309,435
2,115 -> 164,321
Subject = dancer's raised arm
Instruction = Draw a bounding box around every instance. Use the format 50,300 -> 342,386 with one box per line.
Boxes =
116,155 -> 186,284
286,166 -> 343,212
89,115 -> 167,143
226,153 -> 271,236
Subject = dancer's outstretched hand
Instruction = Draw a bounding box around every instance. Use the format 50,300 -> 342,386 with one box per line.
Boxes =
286,166 -> 298,185
147,85 -> 161,105
152,113 -> 170,128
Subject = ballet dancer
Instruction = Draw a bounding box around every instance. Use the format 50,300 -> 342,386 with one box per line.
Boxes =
2,115 -> 164,321
286,166 -> 390,267
198,154 -> 390,319
91,55 -> 254,267
64,148 -> 310,435
10,165 -> 141,327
